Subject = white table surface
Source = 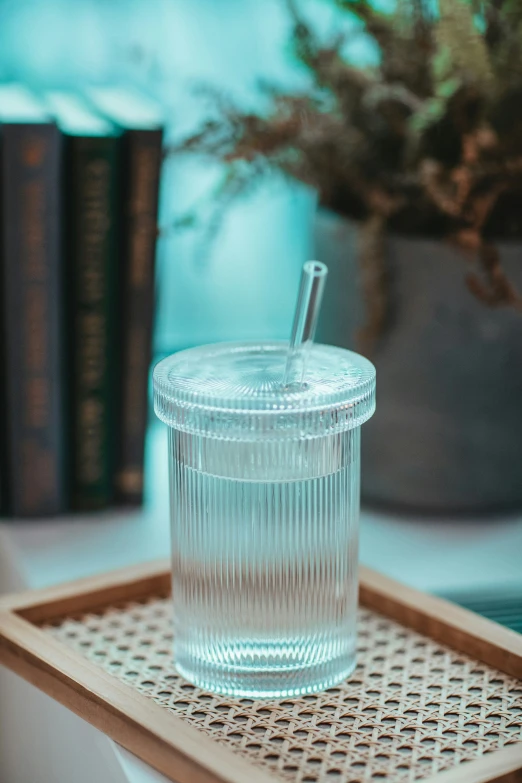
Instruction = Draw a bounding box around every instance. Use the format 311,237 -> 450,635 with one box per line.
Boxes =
1,422 -> 522,783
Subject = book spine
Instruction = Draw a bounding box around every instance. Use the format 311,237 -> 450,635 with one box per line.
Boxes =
0,322 -> 7,514
0,163 -> 7,515
116,129 -> 162,505
66,136 -> 120,509
1,123 -> 65,517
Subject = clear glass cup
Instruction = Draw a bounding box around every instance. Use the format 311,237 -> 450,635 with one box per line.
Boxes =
153,340 -> 375,698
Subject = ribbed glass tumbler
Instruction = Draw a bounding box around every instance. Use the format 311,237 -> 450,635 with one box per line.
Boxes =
153,341 -> 376,698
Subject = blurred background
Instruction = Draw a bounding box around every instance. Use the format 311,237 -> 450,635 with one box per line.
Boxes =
1,0 -> 522,519
1,0 -> 522,516
0,0 -> 321,520
0,0 -> 321,354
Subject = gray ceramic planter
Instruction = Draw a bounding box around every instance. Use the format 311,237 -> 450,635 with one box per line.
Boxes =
315,209 -> 522,514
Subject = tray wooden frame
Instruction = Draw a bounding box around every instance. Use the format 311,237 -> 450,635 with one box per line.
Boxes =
0,560 -> 521,783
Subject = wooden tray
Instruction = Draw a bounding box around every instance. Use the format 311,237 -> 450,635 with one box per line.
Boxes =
0,561 -> 521,783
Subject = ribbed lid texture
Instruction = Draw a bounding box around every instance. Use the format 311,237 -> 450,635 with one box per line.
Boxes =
153,341 -> 375,440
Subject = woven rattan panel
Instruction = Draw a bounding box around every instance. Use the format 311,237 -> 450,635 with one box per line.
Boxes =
44,596 -> 522,783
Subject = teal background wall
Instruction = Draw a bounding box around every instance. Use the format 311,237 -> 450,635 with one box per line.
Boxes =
0,0 -> 377,354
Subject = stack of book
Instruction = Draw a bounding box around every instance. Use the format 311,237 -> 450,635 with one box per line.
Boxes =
0,84 -> 164,517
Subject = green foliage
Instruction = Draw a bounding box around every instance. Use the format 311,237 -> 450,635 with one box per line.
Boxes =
178,0 -> 522,317
436,0 -> 493,85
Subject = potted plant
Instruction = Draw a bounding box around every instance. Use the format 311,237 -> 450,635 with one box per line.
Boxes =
178,0 -> 522,514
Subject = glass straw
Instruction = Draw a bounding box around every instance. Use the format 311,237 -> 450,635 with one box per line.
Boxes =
283,261 -> 328,388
